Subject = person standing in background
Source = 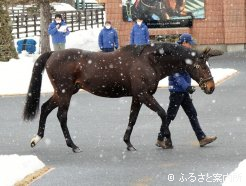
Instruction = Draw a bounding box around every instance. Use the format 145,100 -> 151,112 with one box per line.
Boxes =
130,17 -> 149,45
48,14 -> 70,51
98,21 -> 119,52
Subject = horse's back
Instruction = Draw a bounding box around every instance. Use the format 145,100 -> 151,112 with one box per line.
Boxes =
44,47 -> 160,98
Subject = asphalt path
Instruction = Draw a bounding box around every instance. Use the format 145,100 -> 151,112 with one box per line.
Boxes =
0,52 -> 246,186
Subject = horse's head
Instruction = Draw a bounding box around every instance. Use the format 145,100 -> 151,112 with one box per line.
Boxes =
184,48 -> 223,94
134,43 -> 223,94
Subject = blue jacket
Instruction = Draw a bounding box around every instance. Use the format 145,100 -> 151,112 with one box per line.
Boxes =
98,27 -> 119,49
130,23 -> 149,45
168,71 -> 191,92
48,20 -> 70,44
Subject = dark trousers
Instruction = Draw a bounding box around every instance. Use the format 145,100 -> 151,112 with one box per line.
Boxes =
159,92 -> 206,141
102,48 -> 114,52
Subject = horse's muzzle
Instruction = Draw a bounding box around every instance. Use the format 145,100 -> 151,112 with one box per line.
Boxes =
203,86 -> 214,94
199,77 -> 215,94
200,82 -> 215,94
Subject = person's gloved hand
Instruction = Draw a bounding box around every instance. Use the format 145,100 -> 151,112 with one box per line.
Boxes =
186,86 -> 196,94
56,23 -> 61,29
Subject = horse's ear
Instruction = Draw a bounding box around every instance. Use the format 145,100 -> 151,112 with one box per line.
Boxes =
202,47 -> 211,56
202,47 -> 224,57
208,49 -> 224,57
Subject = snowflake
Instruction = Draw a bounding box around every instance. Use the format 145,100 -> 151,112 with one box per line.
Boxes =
185,58 -> 193,65
45,138 -> 51,146
191,52 -> 196,56
159,48 -> 164,54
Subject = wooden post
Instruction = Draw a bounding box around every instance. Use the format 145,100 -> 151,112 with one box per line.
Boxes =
34,14 -> 37,36
71,12 -> 74,32
84,10 -> 87,30
16,16 -> 19,39
96,9 -> 99,27
78,11 -> 81,30
25,15 -> 28,37
90,10 -> 93,28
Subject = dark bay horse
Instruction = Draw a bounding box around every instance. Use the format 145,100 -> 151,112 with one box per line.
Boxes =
23,43 -> 221,153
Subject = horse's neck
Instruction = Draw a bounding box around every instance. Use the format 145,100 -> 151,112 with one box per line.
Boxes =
154,57 -> 183,80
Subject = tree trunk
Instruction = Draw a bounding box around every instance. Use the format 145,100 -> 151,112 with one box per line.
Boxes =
40,0 -> 51,53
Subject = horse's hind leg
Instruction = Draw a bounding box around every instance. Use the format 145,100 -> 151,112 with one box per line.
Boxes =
57,93 -> 81,153
123,97 -> 142,151
31,96 -> 58,148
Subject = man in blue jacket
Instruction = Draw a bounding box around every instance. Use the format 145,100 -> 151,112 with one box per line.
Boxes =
48,14 -> 70,51
130,17 -> 149,45
156,33 -> 217,149
98,21 -> 119,52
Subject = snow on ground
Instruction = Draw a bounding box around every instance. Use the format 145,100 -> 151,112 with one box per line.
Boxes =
51,2 -> 76,11
223,159 -> 246,186
0,154 -> 45,186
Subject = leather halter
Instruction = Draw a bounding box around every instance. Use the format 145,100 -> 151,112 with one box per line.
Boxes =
199,77 -> 214,87
190,63 -> 214,88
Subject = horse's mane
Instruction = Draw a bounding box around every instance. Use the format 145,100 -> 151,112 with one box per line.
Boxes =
120,44 -> 148,56
120,43 -> 197,59
110,42 -> 198,59
156,42 -> 200,60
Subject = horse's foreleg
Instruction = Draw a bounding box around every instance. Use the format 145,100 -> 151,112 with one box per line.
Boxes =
140,94 -> 173,148
31,96 -> 58,148
124,98 -> 142,151
57,96 -> 81,153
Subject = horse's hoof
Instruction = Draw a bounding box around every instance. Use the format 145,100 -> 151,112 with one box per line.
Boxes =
127,146 -> 136,151
30,135 -> 41,148
31,141 -> 36,148
72,147 -> 82,153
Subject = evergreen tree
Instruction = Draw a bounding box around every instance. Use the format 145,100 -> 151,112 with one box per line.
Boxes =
0,0 -> 18,62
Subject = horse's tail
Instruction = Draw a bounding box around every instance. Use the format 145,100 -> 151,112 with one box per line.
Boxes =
23,51 -> 53,121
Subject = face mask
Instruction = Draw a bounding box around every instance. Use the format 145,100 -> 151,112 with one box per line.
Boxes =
137,21 -> 142,26
56,20 -> 61,24
105,25 -> 111,29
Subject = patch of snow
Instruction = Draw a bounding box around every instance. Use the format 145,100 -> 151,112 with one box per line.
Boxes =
223,159 -> 246,186
0,154 -> 45,186
51,2 -> 76,11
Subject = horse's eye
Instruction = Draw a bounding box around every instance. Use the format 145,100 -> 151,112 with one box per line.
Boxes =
199,55 -> 205,60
